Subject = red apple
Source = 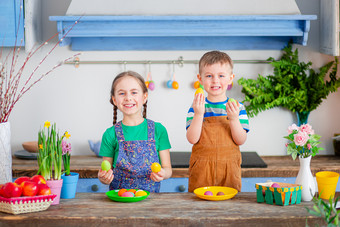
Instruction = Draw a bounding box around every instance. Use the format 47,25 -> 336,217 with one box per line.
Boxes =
21,181 -> 38,196
14,176 -> 31,185
37,184 -> 51,196
30,175 -> 46,185
2,182 -> 22,198
0,184 -> 4,197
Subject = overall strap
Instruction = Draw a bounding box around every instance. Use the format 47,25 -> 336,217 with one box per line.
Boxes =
146,119 -> 155,141
114,121 -> 125,142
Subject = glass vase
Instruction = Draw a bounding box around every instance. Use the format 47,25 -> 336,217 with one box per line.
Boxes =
296,111 -> 310,126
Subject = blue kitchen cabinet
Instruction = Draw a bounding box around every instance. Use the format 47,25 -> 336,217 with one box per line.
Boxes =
76,178 -> 109,193
76,178 -> 189,193
77,177 -> 331,193
159,178 -> 188,193
0,0 -> 25,46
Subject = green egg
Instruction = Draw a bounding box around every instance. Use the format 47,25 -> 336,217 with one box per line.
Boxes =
228,98 -> 237,104
101,160 -> 111,171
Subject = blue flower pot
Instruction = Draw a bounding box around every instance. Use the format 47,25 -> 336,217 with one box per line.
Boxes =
61,172 -> 79,199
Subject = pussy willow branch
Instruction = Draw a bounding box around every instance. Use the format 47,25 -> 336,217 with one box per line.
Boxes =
0,17 -> 82,123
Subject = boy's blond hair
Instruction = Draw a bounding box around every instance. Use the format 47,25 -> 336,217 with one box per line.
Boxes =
199,51 -> 233,74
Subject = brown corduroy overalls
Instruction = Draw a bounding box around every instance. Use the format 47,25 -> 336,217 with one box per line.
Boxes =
188,116 -> 242,192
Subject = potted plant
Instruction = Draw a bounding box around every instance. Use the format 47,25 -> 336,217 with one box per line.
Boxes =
60,133 -> 79,199
37,121 -> 66,205
306,195 -> 339,226
284,123 -> 324,202
237,43 -> 339,125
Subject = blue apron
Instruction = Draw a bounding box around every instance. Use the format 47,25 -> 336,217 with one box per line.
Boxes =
109,119 -> 160,192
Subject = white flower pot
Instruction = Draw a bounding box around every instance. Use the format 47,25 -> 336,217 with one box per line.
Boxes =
295,156 -> 315,201
0,122 -> 12,184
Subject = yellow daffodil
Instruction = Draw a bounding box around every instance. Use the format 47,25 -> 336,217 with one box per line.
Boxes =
39,144 -> 43,149
44,121 -> 51,128
64,131 -> 71,139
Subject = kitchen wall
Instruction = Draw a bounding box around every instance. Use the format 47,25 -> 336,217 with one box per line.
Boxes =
6,0 -> 340,156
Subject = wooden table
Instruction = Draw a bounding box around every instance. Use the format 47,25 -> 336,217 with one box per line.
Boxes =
0,193 -> 326,226
12,155 -> 340,178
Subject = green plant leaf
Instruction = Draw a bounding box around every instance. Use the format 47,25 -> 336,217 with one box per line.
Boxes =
238,43 -> 339,117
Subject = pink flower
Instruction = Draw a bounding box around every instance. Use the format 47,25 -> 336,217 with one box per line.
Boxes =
294,131 -> 309,146
307,144 -> 312,150
62,140 -> 72,155
287,124 -> 299,134
299,124 -> 314,135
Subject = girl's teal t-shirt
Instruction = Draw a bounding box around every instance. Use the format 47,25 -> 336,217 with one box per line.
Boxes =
99,119 -> 171,167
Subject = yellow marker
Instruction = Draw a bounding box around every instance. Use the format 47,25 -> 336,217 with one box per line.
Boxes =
151,162 -> 161,173
195,88 -> 204,96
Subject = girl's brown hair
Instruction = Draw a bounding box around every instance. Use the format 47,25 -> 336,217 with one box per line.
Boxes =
199,50 -> 233,74
110,71 -> 148,125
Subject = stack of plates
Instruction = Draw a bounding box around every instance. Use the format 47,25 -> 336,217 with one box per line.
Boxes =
14,150 -> 38,160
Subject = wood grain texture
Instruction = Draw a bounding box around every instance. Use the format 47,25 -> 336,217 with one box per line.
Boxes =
0,192 -> 327,226
12,155 -> 340,178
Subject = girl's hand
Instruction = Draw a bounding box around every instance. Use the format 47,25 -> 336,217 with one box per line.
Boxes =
150,168 -> 166,182
192,93 -> 205,116
98,169 -> 114,185
226,100 -> 240,121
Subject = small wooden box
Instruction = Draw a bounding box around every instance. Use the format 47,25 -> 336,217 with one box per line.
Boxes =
255,182 -> 302,206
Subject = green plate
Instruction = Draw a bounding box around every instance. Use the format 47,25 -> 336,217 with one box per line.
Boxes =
106,189 -> 150,203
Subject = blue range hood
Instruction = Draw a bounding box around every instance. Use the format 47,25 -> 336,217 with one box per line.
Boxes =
49,15 -> 317,51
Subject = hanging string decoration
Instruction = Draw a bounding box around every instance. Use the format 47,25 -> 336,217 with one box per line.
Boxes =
193,80 -> 200,89
227,82 -> 233,90
145,63 -> 155,91
167,62 -> 179,90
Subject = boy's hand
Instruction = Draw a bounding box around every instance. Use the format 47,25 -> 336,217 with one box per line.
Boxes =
98,168 -> 114,185
226,100 -> 240,121
192,93 -> 205,116
150,168 -> 165,182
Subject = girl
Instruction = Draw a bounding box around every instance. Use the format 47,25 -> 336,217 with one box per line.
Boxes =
98,71 -> 172,193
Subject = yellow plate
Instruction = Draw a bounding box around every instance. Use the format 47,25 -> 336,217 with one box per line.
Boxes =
194,186 -> 238,201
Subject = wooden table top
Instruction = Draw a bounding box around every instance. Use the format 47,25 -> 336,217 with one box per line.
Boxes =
12,154 -> 340,178
0,192 -> 326,226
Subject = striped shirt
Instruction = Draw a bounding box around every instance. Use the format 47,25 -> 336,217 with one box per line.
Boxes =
186,97 -> 250,132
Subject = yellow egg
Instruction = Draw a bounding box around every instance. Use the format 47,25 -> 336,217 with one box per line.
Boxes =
151,162 -> 161,173
195,88 -> 204,96
135,190 -> 147,197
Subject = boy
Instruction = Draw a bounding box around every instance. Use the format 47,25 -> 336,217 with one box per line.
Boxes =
186,51 -> 249,192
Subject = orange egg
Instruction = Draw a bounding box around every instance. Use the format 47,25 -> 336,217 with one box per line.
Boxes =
193,81 -> 200,89
172,81 -> 179,89
118,188 -> 127,196
128,189 -> 136,194
145,81 -> 149,88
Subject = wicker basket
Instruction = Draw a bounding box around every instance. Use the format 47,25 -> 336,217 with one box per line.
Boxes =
0,194 -> 56,214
